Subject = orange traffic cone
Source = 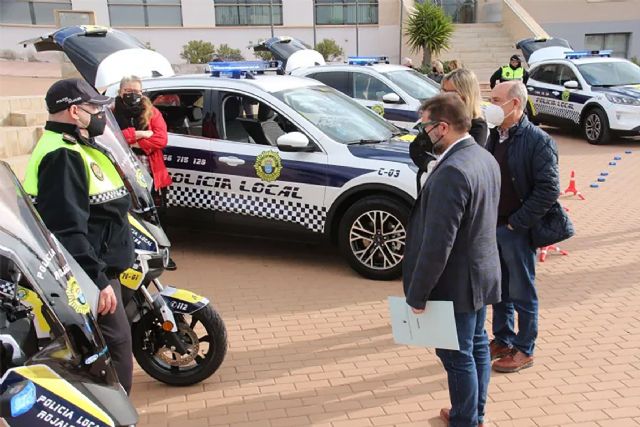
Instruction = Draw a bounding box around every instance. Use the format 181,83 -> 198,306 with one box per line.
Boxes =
561,170 -> 585,200
539,245 -> 569,262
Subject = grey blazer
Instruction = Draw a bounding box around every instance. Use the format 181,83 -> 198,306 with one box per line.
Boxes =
403,137 -> 502,313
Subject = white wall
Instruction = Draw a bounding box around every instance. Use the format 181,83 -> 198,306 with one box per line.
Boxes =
71,0 -> 110,25
283,0 -> 313,27
181,0 -> 216,27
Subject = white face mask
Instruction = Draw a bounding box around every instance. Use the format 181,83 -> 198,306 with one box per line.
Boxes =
483,103 -> 505,127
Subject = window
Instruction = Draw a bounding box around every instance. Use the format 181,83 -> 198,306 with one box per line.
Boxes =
108,0 -> 182,27
557,65 -> 579,87
215,0 -> 283,26
220,92 -> 298,145
150,90 -> 205,137
584,33 -> 631,58
531,64 -> 558,85
308,72 -> 352,96
0,0 -> 71,25
353,73 -> 395,101
315,0 -> 378,25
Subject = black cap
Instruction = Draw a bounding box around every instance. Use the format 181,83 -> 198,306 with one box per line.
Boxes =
510,54 -> 521,62
46,78 -> 111,114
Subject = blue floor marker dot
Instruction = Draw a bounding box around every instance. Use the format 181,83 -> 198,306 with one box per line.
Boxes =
591,183 -> 599,188
598,177 -> 606,182
614,156 -> 622,160
625,150 -> 632,154
609,162 -> 617,166
601,172 -> 609,176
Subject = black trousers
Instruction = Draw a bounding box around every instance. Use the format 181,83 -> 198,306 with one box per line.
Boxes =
97,279 -> 133,394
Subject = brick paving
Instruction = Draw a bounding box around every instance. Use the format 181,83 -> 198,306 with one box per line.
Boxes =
129,128 -> 640,426
0,84 -> 636,424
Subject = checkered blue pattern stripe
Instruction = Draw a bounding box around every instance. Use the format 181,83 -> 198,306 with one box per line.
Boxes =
0,279 -> 15,295
167,185 -> 327,232
88,187 -> 129,205
535,101 -> 581,123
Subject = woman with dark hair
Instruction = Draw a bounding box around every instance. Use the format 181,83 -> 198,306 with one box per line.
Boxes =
113,75 -> 172,199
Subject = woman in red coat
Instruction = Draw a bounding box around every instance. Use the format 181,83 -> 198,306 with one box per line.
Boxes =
113,75 -> 172,195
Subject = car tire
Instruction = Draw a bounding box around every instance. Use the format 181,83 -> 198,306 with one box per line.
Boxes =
582,107 -> 611,145
338,195 -> 410,281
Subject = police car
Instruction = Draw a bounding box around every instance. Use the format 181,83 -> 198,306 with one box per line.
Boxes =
28,26 -> 420,280
254,37 -> 440,127
518,38 -> 640,145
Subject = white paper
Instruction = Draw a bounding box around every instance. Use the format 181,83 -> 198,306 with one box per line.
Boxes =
388,296 -> 459,350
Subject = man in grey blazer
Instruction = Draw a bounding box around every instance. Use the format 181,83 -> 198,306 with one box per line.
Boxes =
404,93 -> 501,427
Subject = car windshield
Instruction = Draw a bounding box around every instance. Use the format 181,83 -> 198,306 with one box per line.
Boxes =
578,61 -> 640,87
383,69 -> 440,100
272,85 -> 400,144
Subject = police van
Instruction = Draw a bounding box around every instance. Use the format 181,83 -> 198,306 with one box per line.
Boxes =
518,38 -> 640,145
27,26 -> 421,280
253,37 -> 440,128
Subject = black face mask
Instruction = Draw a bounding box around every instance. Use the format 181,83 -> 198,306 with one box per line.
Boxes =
122,92 -> 142,108
117,93 -> 143,116
409,125 -> 439,172
85,110 -> 107,138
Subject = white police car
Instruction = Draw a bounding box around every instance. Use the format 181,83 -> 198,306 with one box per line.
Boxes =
28,26 -> 420,280
254,38 -> 440,128
518,38 -> 640,145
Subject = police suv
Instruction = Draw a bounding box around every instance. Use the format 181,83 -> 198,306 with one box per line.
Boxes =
518,38 -> 640,145
28,26 -> 421,280
254,37 -> 440,128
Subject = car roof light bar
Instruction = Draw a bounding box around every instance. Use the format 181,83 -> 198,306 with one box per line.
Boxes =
565,50 -> 613,59
207,60 -> 282,78
347,56 -> 390,65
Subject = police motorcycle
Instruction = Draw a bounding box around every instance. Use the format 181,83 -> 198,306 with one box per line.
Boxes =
0,161 -> 138,427
22,24 -> 227,386
94,113 -> 228,386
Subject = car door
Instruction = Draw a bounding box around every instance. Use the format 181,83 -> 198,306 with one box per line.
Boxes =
555,64 -> 590,125
182,88 -> 330,233
527,63 -> 567,125
351,72 -> 409,123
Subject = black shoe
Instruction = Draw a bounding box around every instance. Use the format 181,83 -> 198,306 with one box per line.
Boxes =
165,257 -> 177,271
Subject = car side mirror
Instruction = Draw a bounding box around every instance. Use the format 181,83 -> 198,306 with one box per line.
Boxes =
564,80 -> 579,89
277,132 -> 310,151
382,93 -> 401,104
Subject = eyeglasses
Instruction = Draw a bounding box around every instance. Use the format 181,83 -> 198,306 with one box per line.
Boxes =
122,88 -> 143,95
77,104 -> 103,115
416,120 -> 444,133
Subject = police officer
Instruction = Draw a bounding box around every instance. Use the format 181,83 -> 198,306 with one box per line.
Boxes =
490,54 -> 529,89
23,78 -> 134,394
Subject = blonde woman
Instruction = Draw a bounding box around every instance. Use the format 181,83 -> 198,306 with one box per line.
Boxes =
441,68 -> 488,146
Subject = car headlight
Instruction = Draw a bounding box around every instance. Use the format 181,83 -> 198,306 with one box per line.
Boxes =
162,247 -> 170,268
605,93 -> 640,106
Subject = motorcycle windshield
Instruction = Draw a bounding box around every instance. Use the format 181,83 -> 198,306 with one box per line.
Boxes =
94,109 -> 156,213
0,161 -> 114,380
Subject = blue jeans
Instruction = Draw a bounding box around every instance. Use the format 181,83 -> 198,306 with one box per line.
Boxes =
436,307 -> 490,427
492,225 -> 538,356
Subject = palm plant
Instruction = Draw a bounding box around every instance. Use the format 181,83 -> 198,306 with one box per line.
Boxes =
405,1 -> 454,68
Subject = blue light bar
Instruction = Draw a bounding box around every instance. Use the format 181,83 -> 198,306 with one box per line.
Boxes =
565,50 -> 612,59
10,381 -> 36,417
207,60 -> 282,78
347,56 -> 390,65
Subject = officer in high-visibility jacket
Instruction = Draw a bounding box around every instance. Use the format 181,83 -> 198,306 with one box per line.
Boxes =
490,55 -> 529,89
23,78 -> 134,394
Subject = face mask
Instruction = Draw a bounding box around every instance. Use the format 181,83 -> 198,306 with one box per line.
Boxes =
122,92 -> 142,107
484,103 -> 505,127
426,123 -> 446,155
78,107 -> 107,138
497,99 -> 516,126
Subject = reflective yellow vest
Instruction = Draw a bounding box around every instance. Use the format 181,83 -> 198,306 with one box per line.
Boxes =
501,66 -> 524,81
23,130 -> 127,205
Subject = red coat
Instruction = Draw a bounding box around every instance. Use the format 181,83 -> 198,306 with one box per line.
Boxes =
121,107 -> 172,190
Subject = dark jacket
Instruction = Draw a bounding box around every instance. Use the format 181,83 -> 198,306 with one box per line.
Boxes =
35,122 -> 135,289
485,115 -> 561,233
470,117 -> 488,147
404,137 -> 501,313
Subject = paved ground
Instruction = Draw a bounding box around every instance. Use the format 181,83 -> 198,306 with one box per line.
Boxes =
130,129 -> 640,427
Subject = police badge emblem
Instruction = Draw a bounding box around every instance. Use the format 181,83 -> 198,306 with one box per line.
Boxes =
562,89 -> 571,102
372,104 -> 385,116
66,276 -> 90,315
254,151 -> 283,182
90,162 -> 104,181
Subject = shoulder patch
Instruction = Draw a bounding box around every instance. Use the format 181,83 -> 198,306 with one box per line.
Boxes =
61,133 -> 78,145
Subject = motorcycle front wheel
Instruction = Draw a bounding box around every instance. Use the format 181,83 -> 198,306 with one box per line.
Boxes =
132,304 -> 227,386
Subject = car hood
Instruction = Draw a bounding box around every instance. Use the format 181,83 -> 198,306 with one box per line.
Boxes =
592,84 -> 640,98
347,139 -> 413,165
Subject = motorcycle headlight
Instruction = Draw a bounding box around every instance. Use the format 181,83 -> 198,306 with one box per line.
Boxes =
605,93 -> 640,106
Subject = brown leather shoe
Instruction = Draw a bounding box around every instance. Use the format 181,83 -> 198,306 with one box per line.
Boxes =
489,340 -> 512,360
492,350 -> 534,373
439,408 -> 485,426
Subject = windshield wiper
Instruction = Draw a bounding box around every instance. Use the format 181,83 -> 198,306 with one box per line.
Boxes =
348,139 -> 385,145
